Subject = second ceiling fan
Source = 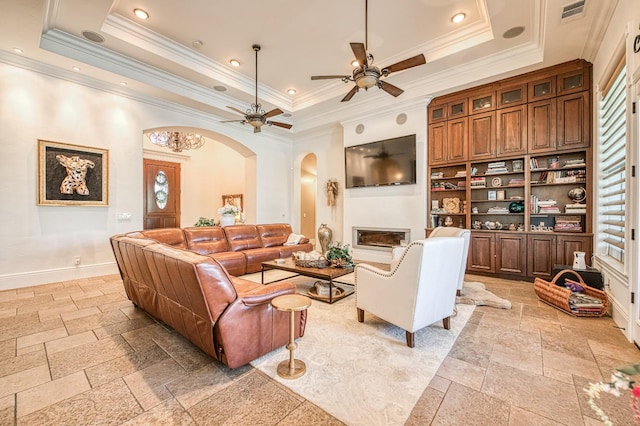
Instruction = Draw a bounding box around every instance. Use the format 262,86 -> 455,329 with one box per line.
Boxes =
311,0 -> 426,102
223,45 -> 292,133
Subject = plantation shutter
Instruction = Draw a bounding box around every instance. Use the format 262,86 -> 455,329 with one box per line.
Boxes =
598,58 -> 626,264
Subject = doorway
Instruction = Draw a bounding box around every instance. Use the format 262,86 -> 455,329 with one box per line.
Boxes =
300,154 -> 317,241
143,159 -> 181,229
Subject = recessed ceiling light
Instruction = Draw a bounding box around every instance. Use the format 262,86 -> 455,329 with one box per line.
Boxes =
282,113 -> 292,118
192,40 -> 203,49
451,13 -> 466,24
72,66 -> 81,72
213,85 -> 227,92
133,8 -> 149,20
13,47 -> 22,54
82,31 -> 105,43
229,59 -> 240,67
351,60 -> 359,67
287,88 -> 297,95
119,81 -> 127,86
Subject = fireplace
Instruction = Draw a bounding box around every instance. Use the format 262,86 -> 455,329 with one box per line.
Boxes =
353,227 -> 411,251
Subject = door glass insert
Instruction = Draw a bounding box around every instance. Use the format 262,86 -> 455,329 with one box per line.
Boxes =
501,88 -> 523,104
472,96 -> 493,111
563,74 -> 583,90
431,107 -> 444,120
154,170 -> 169,209
450,102 -> 464,116
533,82 -> 551,97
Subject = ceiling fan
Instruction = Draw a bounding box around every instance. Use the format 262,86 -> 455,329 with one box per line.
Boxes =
311,0 -> 426,102
222,45 -> 292,133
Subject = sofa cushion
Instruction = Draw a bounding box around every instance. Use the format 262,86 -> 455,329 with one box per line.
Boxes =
257,224 -> 292,247
224,225 -> 263,251
209,251 -> 247,276
184,226 -> 229,254
243,247 -> 284,273
140,228 -> 187,249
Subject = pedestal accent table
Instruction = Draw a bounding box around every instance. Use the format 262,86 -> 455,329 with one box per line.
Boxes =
271,294 -> 312,379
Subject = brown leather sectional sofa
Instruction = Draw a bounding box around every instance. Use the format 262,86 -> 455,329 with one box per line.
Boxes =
110,223 -> 311,368
137,223 -> 313,276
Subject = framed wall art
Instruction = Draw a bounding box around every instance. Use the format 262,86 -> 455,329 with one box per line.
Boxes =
38,139 -> 109,206
221,194 -> 243,212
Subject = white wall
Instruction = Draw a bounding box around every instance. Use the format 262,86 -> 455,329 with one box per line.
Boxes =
0,62 -> 293,290
341,100 -> 428,263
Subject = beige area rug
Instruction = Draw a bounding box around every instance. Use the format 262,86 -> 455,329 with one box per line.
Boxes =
243,270 -> 474,426
457,281 -> 512,309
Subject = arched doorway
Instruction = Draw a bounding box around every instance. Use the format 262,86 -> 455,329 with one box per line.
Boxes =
300,153 -> 317,242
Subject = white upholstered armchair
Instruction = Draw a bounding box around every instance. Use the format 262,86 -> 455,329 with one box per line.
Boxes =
355,237 -> 465,347
390,227 -> 470,295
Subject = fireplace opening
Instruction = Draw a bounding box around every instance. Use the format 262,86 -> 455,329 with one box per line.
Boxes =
353,227 -> 411,251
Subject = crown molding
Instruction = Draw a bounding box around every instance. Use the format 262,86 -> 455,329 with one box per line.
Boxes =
101,13 -> 293,111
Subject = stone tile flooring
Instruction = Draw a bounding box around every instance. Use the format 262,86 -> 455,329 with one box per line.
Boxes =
1,273 -> 639,425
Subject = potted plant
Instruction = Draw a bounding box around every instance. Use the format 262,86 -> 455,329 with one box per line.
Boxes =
325,242 -> 354,268
195,217 -> 216,227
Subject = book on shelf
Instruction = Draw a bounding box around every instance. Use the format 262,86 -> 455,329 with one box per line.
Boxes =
454,171 -> 467,177
431,172 -> 444,179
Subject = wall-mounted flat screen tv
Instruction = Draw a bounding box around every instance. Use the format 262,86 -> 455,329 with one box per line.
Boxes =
344,134 -> 416,188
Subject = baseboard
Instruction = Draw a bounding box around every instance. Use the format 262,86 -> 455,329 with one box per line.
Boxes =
0,262 -> 119,291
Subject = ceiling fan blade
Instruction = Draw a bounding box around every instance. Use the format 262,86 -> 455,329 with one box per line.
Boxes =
379,80 -> 404,97
227,106 -> 246,115
264,108 -> 283,118
220,119 -> 246,123
269,121 -> 293,129
382,54 -> 426,74
341,85 -> 359,102
350,42 -> 368,67
311,75 -> 349,80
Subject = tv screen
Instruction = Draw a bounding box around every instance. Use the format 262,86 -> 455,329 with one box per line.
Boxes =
345,134 -> 416,188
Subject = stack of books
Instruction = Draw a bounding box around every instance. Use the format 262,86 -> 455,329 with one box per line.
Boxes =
454,170 -> 467,178
431,171 -> 444,179
485,161 -> 508,174
487,206 -> 509,214
569,292 -> 604,314
532,198 -> 561,214
470,177 -> 486,188
554,215 -> 583,232
564,158 -> 586,167
565,203 -> 587,214
538,169 -> 587,184
508,178 -> 525,186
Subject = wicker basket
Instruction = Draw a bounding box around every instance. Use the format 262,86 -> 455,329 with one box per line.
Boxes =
533,269 -> 609,317
294,258 -> 329,268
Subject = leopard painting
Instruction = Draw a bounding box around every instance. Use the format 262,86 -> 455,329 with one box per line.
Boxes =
56,154 -> 95,196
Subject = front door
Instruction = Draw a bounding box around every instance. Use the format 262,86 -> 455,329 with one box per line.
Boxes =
143,159 -> 180,229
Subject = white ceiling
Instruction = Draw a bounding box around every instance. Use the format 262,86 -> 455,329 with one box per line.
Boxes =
0,0 -> 614,134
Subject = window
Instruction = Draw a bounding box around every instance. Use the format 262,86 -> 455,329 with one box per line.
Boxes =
597,58 -> 626,264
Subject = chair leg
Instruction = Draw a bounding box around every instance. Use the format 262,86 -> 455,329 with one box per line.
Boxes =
442,316 -> 450,330
357,308 -> 364,323
405,331 -> 415,348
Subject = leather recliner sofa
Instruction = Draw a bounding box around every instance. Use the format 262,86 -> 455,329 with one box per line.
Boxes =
135,223 -> 313,276
110,233 -> 307,368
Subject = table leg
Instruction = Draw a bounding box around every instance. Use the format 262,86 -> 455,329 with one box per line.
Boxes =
277,310 -> 306,379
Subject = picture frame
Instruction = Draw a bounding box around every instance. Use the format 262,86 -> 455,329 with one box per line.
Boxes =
496,190 -> 506,200
512,159 -> 524,172
487,190 -> 497,201
38,139 -> 109,206
221,194 -> 243,212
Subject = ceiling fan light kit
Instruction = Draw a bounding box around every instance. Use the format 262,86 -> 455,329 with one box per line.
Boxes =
222,45 -> 292,133
310,0 -> 426,102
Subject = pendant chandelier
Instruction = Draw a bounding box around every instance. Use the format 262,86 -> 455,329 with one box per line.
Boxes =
147,131 -> 205,152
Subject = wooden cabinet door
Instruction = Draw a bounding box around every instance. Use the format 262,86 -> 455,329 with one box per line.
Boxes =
556,235 -> 593,267
468,232 -> 495,273
447,117 -> 468,163
557,92 -> 590,150
558,67 -> 590,95
428,122 -> 447,165
469,111 -> 496,160
527,234 -> 555,278
429,103 -> 447,123
497,83 -> 527,107
528,76 -> 556,101
528,99 -> 557,153
496,234 -> 526,275
497,105 -> 527,156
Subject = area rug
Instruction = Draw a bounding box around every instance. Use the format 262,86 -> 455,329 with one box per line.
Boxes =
457,281 -> 512,309
244,271 -> 474,425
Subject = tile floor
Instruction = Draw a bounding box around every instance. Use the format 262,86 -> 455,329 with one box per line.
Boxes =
0,273 -> 639,425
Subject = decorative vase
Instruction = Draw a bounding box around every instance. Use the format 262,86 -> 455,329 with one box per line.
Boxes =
317,224 -> 332,254
220,214 -> 236,227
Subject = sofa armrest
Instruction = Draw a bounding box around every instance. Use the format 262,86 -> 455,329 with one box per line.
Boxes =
238,281 -> 296,307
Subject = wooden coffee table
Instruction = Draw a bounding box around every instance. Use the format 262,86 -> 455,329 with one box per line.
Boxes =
261,258 -> 354,304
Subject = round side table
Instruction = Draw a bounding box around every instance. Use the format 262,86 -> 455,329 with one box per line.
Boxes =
271,294 -> 312,379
